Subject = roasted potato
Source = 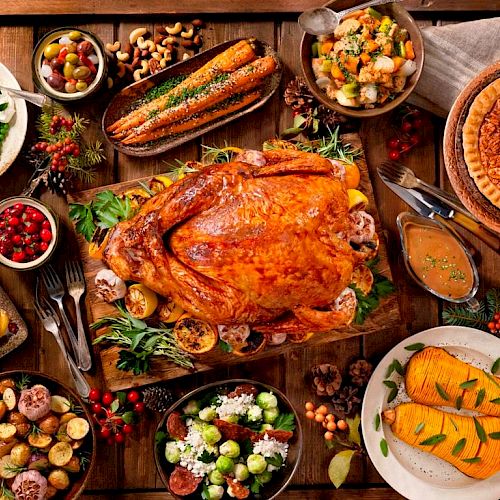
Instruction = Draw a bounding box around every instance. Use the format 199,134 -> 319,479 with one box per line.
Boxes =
0,440 -> 17,458
0,424 -> 17,442
50,396 -> 71,414
10,442 -> 30,466
28,431 -> 52,449
2,388 -> 17,411
37,414 -> 60,435
56,423 -> 72,443
0,379 -> 15,396
0,402 -> 7,422
66,418 -> 90,440
70,439 -> 84,450
45,485 -> 58,499
27,453 -> 49,471
59,412 -> 77,425
0,455 -> 18,479
48,469 -> 70,490
7,412 -> 31,438
48,442 -> 73,467
62,455 -> 80,473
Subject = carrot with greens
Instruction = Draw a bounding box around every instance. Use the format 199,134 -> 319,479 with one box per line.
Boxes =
121,56 -> 277,143
122,91 -> 261,145
107,40 -> 257,134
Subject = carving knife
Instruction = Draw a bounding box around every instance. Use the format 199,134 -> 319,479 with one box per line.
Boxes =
380,176 -> 500,252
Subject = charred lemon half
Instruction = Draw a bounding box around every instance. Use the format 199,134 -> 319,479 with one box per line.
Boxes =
88,227 -> 110,260
157,297 -> 184,323
232,331 -> 267,356
121,188 -> 151,210
173,315 -> 218,354
350,265 -> 374,296
125,284 -> 158,319
149,175 -> 173,194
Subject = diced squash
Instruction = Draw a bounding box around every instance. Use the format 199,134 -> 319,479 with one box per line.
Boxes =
320,42 -> 334,56
360,52 -> 371,65
385,403 -> 500,479
391,56 -> 405,71
364,39 -> 379,53
405,40 -> 415,60
344,56 -> 360,74
405,347 -> 500,417
331,64 -> 345,81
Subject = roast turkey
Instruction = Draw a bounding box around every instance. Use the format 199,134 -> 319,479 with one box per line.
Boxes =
104,148 -> 376,333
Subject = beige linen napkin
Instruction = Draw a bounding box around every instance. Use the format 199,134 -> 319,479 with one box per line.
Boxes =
408,18 -> 500,117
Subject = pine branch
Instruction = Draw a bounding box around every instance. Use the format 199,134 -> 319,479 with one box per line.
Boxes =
486,289 -> 500,316
442,305 -> 489,331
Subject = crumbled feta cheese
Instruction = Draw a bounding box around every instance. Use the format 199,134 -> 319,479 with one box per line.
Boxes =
252,433 -> 289,462
216,394 -> 255,418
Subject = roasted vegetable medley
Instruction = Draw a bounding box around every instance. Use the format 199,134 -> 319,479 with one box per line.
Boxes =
311,7 -> 417,108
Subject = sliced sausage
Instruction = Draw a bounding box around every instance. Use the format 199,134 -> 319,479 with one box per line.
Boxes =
225,477 -> 250,499
169,465 -> 202,496
228,384 -> 258,398
166,411 -> 187,440
213,419 -> 257,441
251,429 -> 293,443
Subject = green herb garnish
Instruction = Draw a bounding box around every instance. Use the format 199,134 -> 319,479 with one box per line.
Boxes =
459,379 -> 478,390
473,417 -> 487,443
414,422 -> 425,434
419,434 -> 446,446
435,382 -> 450,401
380,438 -> 388,457
405,342 -> 425,352
274,413 -> 296,432
475,388 -> 486,408
452,438 -> 466,456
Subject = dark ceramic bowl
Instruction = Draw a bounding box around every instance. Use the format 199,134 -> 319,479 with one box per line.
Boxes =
154,379 -> 302,500
300,0 -> 424,118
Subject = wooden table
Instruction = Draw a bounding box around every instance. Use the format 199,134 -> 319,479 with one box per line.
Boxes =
0,2 -> 498,499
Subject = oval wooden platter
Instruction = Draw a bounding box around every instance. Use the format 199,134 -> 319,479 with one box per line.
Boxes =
102,38 -> 282,157
443,61 -> 500,234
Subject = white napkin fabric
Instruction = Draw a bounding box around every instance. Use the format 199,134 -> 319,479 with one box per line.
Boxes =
408,18 -> 500,117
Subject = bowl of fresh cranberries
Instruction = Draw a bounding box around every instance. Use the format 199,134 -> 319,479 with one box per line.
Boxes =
0,197 -> 58,270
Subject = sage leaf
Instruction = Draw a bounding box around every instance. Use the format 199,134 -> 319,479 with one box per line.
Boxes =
383,380 -> 397,389
405,342 -> 425,351
414,422 -> 425,434
450,418 -> 458,432
452,438 -> 466,456
380,438 -> 389,457
490,398 -> 500,404
328,449 -> 356,488
387,388 -> 398,404
473,417 -> 487,443
459,379 -> 477,390
488,432 -> 500,440
374,413 -> 381,432
492,357 -> 500,375
461,457 -> 481,463
475,388 -> 485,408
435,382 -> 450,401
455,396 -> 463,410
419,434 -> 446,446
346,414 -> 361,446
110,399 -> 119,413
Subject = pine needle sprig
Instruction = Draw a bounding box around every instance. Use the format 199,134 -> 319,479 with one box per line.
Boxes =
162,159 -> 200,181
202,142 -> 237,164
67,141 -> 104,183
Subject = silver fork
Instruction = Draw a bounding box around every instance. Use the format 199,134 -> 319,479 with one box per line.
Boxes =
33,294 -> 90,398
378,160 -> 478,221
41,264 -> 81,369
65,261 -> 92,372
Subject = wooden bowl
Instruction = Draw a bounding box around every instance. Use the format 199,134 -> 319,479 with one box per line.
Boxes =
0,370 -> 96,499
443,62 -> 500,234
102,38 -> 282,157
154,379 -> 303,500
300,0 -> 424,118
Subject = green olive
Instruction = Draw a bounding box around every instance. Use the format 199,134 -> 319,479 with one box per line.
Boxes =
72,66 -> 91,80
65,53 -> 79,65
68,31 -> 82,41
63,62 -> 75,79
65,43 -> 77,53
64,82 -> 77,93
43,43 -> 61,60
75,81 -> 88,92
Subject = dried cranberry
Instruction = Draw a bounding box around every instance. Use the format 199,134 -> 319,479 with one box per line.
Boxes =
8,322 -> 18,334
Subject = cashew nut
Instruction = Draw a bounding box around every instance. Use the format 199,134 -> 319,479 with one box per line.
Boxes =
136,36 -> 156,52
105,41 -> 120,52
164,36 -> 176,45
116,61 -> 126,78
182,53 -> 191,61
151,51 -> 162,61
133,59 -> 149,80
156,45 -> 167,54
129,27 -> 147,44
116,51 -> 130,61
181,28 -> 194,39
166,22 -> 182,35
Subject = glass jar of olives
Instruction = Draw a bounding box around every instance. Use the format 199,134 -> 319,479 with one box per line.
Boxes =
32,27 -> 107,101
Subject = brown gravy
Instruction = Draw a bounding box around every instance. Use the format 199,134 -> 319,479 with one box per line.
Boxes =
404,223 -> 474,299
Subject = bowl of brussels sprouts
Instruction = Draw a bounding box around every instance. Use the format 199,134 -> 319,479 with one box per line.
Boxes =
154,379 -> 302,499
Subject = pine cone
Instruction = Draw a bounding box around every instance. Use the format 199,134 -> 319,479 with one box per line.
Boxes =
311,363 -> 342,397
47,171 -> 67,195
316,104 -> 357,132
284,77 -> 314,113
348,359 -> 373,387
331,385 -> 361,419
142,384 -> 174,413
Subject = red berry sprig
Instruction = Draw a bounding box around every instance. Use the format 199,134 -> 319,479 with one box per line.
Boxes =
89,387 -> 144,445
386,108 -> 425,161
487,312 -> 500,334
32,115 -> 80,173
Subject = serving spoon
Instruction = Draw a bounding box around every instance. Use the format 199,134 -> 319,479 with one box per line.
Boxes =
299,0 -> 402,36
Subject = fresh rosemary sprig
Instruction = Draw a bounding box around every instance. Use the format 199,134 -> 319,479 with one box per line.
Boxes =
202,143 -> 238,164
162,159 -> 200,181
91,302 -> 193,374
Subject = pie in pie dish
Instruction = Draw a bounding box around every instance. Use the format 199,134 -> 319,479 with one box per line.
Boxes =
462,78 -> 500,208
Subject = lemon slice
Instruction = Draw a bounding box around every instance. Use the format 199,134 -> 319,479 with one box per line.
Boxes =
0,309 -> 9,337
125,284 -> 158,319
157,297 -> 184,323
88,227 -> 110,260
221,146 -> 244,154
343,162 -> 361,189
149,175 -> 173,194
121,188 -> 151,210
347,189 -> 368,211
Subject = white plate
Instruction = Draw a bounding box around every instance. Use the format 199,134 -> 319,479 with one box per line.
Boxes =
0,62 -> 28,176
361,326 -> 500,500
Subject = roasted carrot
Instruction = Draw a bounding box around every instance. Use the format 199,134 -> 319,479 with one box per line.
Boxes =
120,56 -> 277,143
107,40 -> 257,134
122,92 -> 261,145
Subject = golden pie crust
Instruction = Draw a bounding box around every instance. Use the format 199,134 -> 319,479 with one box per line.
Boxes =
462,78 -> 500,208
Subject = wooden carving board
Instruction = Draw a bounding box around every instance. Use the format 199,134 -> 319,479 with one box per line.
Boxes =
69,132 -> 400,391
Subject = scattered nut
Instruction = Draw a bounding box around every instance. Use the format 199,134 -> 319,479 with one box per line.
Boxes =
140,49 -> 150,58
192,19 -> 204,28
116,61 -> 126,78
123,42 -> 133,55
125,63 -> 135,73
182,53 -> 191,61
164,36 -> 176,45
154,34 -> 166,45
131,56 -> 140,68
107,77 -> 114,89
181,28 -> 194,39
157,26 -> 168,35
151,51 -> 162,61
148,58 -> 161,74
181,39 -> 195,48
166,22 -> 182,35
136,37 -> 156,52
156,45 -> 167,54
193,34 -> 202,46
133,60 -> 149,81
133,47 -> 141,58
105,41 -> 120,52
116,51 -> 130,62
129,27 -> 147,44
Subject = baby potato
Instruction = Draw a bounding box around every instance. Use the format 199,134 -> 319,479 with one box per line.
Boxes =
2,388 -> 17,411
7,413 -> 31,438
28,431 -> 52,449
0,455 -> 18,479
70,439 -> 83,450
0,440 -> 17,458
0,424 -> 17,442
45,485 -> 58,499
56,423 -> 72,443
0,402 -> 7,421
50,396 -> 71,414
59,412 -> 77,425
48,442 -> 73,467
48,469 -> 70,490
37,414 -> 60,435
10,442 -> 30,466
62,455 -> 80,473
66,418 -> 90,440
0,379 -> 15,396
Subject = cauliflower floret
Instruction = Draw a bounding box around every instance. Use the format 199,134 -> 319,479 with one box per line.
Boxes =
334,18 -> 361,39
